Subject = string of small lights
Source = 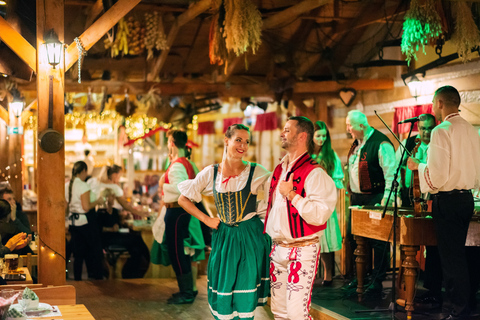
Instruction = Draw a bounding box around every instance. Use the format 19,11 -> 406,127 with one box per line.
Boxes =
38,235 -> 66,262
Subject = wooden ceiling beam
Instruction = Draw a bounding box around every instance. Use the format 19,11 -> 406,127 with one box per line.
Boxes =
84,0 -> 104,29
18,78 -> 393,95
66,0 -> 186,12
263,0 -> 333,29
333,4 -> 408,36
296,1 -> 407,77
0,17 -> 36,73
148,0 -> 219,81
65,0 -> 141,71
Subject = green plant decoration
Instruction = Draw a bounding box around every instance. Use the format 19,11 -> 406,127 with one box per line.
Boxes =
401,0 -> 443,65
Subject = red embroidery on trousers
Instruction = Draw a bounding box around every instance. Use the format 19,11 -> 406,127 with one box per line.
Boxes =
288,261 -> 302,283
270,262 -> 276,282
288,247 -> 298,260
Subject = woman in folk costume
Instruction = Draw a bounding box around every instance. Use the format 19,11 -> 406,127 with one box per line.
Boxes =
311,121 -> 343,286
178,124 -> 271,320
151,130 -> 205,304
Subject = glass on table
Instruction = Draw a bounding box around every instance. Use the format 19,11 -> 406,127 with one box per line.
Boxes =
17,296 -> 27,315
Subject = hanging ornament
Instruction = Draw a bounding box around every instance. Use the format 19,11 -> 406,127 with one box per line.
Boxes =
84,87 -> 95,112
401,0 -> 443,65
209,0 -> 262,69
451,1 -> 480,62
74,37 -> 87,83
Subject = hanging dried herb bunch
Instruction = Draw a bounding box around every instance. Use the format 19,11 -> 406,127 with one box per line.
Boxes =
209,0 -> 262,67
451,1 -> 480,63
401,0 -> 443,65
209,12 -> 228,66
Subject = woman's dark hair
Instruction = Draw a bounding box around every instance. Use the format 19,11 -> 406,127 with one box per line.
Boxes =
68,161 -> 88,204
225,124 -> 250,139
313,121 -> 335,176
107,164 -> 123,180
0,199 -> 11,220
167,129 -> 192,159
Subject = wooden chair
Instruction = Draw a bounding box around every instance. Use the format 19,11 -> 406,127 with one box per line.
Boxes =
19,253 -> 38,275
31,285 -> 76,305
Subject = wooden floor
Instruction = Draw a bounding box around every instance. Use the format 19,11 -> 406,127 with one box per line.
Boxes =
70,276 -> 275,320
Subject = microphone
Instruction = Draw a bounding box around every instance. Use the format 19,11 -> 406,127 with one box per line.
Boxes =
397,114 -> 427,124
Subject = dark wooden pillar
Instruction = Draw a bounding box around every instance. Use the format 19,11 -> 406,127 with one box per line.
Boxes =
36,0 -> 65,286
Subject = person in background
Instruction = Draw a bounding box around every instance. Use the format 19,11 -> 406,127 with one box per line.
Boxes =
344,110 -> 396,297
0,200 -> 30,255
395,113 -> 443,308
65,161 -> 105,281
408,86 -> 480,320
0,188 -> 32,239
84,150 -> 95,177
311,121 -> 343,286
98,189 -> 150,279
265,117 -> 336,320
152,130 -> 206,305
396,113 -> 436,207
148,175 -> 160,203
178,124 -> 271,318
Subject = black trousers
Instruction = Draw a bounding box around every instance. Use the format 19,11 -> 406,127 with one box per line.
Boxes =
432,192 -> 475,315
164,207 -> 192,276
349,192 -> 390,283
69,222 -> 103,280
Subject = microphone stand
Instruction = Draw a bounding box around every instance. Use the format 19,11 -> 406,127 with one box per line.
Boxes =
355,111 -> 416,320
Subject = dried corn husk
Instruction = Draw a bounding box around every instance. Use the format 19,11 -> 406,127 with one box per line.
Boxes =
209,13 -> 228,66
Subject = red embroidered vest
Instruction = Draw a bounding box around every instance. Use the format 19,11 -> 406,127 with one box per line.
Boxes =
264,153 -> 327,238
164,157 -> 195,183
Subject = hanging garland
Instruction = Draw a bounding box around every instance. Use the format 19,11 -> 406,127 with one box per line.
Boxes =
451,1 -> 480,63
208,0 -> 262,68
401,0 -> 442,65
145,12 -> 168,60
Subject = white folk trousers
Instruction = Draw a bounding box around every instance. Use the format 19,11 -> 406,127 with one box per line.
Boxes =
269,242 -> 321,320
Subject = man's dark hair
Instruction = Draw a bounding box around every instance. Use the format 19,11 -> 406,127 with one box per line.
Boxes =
0,199 -> 11,220
0,188 -> 14,199
420,113 -> 436,123
435,86 -> 461,108
84,150 -> 91,156
288,116 -> 314,154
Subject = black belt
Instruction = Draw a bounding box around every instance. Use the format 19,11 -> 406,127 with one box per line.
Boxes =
432,189 -> 471,197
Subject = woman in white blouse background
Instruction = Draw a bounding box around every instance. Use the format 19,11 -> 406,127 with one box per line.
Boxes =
65,161 -> 104,281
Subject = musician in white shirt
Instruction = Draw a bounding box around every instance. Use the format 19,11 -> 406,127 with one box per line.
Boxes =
408,85 -> 480,320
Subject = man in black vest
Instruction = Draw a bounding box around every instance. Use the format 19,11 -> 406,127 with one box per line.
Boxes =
345,110 -> 396,297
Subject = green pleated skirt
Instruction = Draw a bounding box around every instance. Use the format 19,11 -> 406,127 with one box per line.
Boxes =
151,215 -> 205,265
208,216 -> 271,320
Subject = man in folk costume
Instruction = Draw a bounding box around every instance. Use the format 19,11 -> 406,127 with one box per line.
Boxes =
408,86 -> 480,320
344,110 -> 396,296
265,116 -> 337,320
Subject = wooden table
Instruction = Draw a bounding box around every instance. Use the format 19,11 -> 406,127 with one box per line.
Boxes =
28,304 -> 94,320
351,206 -> 480,319
4,267 -> 33,284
